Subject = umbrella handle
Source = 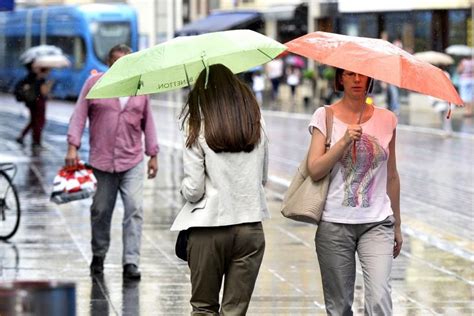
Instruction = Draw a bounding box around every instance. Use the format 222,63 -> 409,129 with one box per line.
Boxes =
446,103 -> 452,119
352,96 -> 372,163
352,141 -> 357,164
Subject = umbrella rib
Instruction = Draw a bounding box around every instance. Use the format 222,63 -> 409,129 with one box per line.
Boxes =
135,75 -> 142,96
183,64 -> 192,93
183,64 -> 191,86
257,48 -> 274,61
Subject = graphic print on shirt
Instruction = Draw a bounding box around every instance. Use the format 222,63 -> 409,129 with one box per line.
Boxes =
339,134 -> 387,207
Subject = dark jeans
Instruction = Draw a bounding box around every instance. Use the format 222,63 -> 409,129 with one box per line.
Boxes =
270,78 -> 281,100
19,99 -> 46,144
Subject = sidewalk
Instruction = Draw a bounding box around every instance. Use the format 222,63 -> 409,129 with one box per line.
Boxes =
0,94 -> 472,315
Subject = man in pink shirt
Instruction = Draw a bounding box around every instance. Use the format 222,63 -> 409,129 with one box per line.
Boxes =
65,44 -> 159,280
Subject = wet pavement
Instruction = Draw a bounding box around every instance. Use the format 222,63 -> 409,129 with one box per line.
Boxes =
0,93 -> 472,315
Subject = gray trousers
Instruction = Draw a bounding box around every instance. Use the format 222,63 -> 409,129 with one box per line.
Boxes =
91,161 -> 144,266
187,222 -> 265,315
315,216 -> 395,316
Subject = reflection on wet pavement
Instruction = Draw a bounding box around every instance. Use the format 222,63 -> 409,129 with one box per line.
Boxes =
90,276 -> 109,316
0,98 -> 472,315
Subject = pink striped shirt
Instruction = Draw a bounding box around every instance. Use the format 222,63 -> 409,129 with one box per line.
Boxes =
67,73 -> 159,173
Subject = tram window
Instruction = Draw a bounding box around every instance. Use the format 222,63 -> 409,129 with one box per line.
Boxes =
47,36 -> 85,69
91,22 -> 131,64
31,36 -> 41,47
5,37 -> 26,67
0,36 -> 4,68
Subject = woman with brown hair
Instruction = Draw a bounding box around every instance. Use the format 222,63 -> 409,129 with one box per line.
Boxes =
171,64 -> 269,315
308,68 -> 402,315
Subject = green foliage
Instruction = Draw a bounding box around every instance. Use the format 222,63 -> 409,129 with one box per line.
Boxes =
303,69 -> 315,80
322,67 -> 335,81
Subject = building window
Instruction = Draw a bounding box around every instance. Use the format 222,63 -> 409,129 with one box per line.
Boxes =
413,11 -> 432,52
449,10 -> 470,46
340,14 -> 378,38
383,12 -> 415,52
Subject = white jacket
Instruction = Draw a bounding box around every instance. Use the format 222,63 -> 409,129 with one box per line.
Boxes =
170,125 -> 270,231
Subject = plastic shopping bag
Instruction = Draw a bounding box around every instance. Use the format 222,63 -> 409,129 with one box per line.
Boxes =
50,162 -> 97,204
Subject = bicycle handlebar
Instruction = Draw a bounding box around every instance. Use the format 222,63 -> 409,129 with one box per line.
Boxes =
0,163 -> 17,180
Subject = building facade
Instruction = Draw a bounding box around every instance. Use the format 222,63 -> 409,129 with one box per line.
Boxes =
335,0 -> 473,52
13,0 -> 473,52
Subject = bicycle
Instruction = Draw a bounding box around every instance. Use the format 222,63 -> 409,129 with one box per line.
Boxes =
0,163 -> 21,240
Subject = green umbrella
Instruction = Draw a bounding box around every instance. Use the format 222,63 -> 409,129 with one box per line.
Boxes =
87,29 -> 287,98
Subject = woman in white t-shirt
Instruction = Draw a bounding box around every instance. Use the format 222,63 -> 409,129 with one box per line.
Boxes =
307,68 -> 402,315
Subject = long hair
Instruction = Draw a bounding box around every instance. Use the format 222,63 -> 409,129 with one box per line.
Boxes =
180,64 -> 261,153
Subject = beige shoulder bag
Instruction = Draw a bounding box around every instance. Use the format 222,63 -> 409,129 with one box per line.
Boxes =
280,107 -> 333,224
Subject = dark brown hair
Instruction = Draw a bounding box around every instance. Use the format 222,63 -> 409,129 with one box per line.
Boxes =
334,68 -> 345,92
180,64 -> 261,153
107,44 -> 132,61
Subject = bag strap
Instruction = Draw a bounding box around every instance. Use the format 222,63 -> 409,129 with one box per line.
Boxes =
324,106 -> 334,152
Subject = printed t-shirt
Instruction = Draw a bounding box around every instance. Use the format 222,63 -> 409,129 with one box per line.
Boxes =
308,106 -> 397,224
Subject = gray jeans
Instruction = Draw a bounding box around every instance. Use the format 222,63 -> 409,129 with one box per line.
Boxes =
91,161 -> 144,266
315,216 -> 395,316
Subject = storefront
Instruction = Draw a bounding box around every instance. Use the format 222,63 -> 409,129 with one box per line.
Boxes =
337,0 -> 472,52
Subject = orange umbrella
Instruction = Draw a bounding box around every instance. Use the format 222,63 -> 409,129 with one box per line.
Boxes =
285,31 -> 463,105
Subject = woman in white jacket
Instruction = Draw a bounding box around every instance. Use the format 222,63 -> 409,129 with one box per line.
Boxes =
171,64 -> 269,315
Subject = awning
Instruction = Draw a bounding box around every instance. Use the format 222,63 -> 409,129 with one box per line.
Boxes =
261,5 -> 296,20
175,11 -> 263,37
338,0 -> 471,12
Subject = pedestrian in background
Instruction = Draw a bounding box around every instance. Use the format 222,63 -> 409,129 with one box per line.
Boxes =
266,58 -> 284,101
286,65 -> 301,101
457,56 -> 474,117
171,64 -> 269,315
15,63 -> 53,148
386,83 -> 400,115
306,68 -> 402,315
65,44 -> 159,280
252,69 -> 265,105
381,33 -> 402,116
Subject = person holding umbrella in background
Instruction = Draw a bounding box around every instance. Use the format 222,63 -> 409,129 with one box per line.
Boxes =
14,63 -> 53,148
15,45 -> 69,148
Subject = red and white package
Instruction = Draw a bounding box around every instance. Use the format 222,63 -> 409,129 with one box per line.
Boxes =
50,162 -> 97,204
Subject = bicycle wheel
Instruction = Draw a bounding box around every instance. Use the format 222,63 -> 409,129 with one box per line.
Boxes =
0,170 -> 21,240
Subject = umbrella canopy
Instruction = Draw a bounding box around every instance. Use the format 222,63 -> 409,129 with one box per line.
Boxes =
413,51 -> 454,66
32,54 -> 71,69
286,54 -> 305,68
87,30 -> 287,99
19,45 -> 65,65
286,31 -> 463,105
445,45 -> 473,56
